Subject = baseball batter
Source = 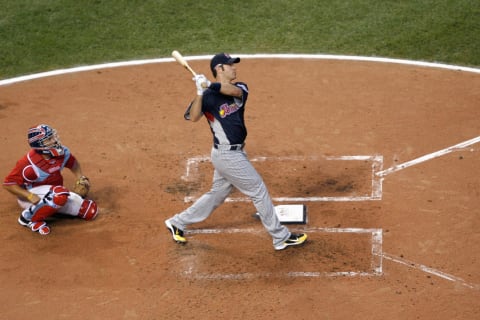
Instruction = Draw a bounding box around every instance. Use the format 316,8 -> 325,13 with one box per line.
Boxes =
165,53 -> 307,250
3,124 -> 98,235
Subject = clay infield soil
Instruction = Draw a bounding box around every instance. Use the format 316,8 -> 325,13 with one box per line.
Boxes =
0,57 -> 479,320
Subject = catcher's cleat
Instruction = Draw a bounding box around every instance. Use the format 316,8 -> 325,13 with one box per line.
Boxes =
165,220 -> 187,243
274,233 -> 308,250
18,215 -> 50,235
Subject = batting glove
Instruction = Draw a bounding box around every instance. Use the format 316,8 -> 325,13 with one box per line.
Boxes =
193,74 -> 211,95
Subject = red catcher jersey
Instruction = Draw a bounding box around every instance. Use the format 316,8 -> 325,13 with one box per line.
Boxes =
3,147 -> 76,190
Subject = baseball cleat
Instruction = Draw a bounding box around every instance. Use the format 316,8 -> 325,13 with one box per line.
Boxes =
18,215 -> 50,235
274,233 -> 307,250
165,220 -> 187,244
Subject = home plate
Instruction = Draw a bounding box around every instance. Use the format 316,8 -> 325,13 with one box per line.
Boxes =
254,204 -> 307,224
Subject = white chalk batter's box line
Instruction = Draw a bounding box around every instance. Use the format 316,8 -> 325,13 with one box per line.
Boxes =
181,227 -> 480,289
182,227 -> 383,280
182,155 -> 384,203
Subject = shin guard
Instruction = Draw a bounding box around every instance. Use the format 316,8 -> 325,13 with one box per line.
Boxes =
26,185 -> 70,222
77,199 -> 98,220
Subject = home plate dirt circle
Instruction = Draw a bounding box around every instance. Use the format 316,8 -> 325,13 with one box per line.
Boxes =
0,55 -> 479,320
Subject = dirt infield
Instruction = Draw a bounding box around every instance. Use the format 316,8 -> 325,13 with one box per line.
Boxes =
0,56 -> 479,320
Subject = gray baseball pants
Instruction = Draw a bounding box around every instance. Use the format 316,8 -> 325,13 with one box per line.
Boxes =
167,147 -> 290,248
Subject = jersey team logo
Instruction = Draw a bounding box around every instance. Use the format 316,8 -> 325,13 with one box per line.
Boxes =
219,103 -> 240,118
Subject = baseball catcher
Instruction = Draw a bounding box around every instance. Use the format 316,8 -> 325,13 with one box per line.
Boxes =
2,124 -> 99,235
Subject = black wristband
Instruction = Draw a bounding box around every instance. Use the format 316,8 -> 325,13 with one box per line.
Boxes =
209,82 -> 221,92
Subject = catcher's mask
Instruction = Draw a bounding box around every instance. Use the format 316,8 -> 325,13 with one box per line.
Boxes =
28,124 -> 64,157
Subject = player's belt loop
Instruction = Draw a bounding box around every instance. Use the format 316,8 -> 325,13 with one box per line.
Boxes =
214,143 -> 245,151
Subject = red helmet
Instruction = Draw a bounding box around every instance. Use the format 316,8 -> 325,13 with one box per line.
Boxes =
27,124 -> 64,157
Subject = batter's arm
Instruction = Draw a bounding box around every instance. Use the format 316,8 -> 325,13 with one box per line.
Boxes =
214,81 -> 243,98
188,95 -> 204,122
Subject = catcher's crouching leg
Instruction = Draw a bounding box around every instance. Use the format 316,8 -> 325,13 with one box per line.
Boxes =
27,185 -> 70,221
19,185 -> 70,235
59,191 -> 99,221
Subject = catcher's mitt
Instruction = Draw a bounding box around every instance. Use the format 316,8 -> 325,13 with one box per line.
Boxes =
72,176 -> 90,198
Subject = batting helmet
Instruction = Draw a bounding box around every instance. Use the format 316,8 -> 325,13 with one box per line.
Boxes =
28,124 -> 64,157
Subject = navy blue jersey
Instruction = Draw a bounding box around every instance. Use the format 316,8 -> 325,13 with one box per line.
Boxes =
188,82 -> 249,146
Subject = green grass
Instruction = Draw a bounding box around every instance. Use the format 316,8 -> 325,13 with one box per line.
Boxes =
1,0 -> 479,79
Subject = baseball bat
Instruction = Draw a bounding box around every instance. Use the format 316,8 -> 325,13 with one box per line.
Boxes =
172,50 -> 197,77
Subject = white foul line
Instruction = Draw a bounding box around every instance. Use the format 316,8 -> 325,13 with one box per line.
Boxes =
382,253 -> 480,290
376,136 -> 480,177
